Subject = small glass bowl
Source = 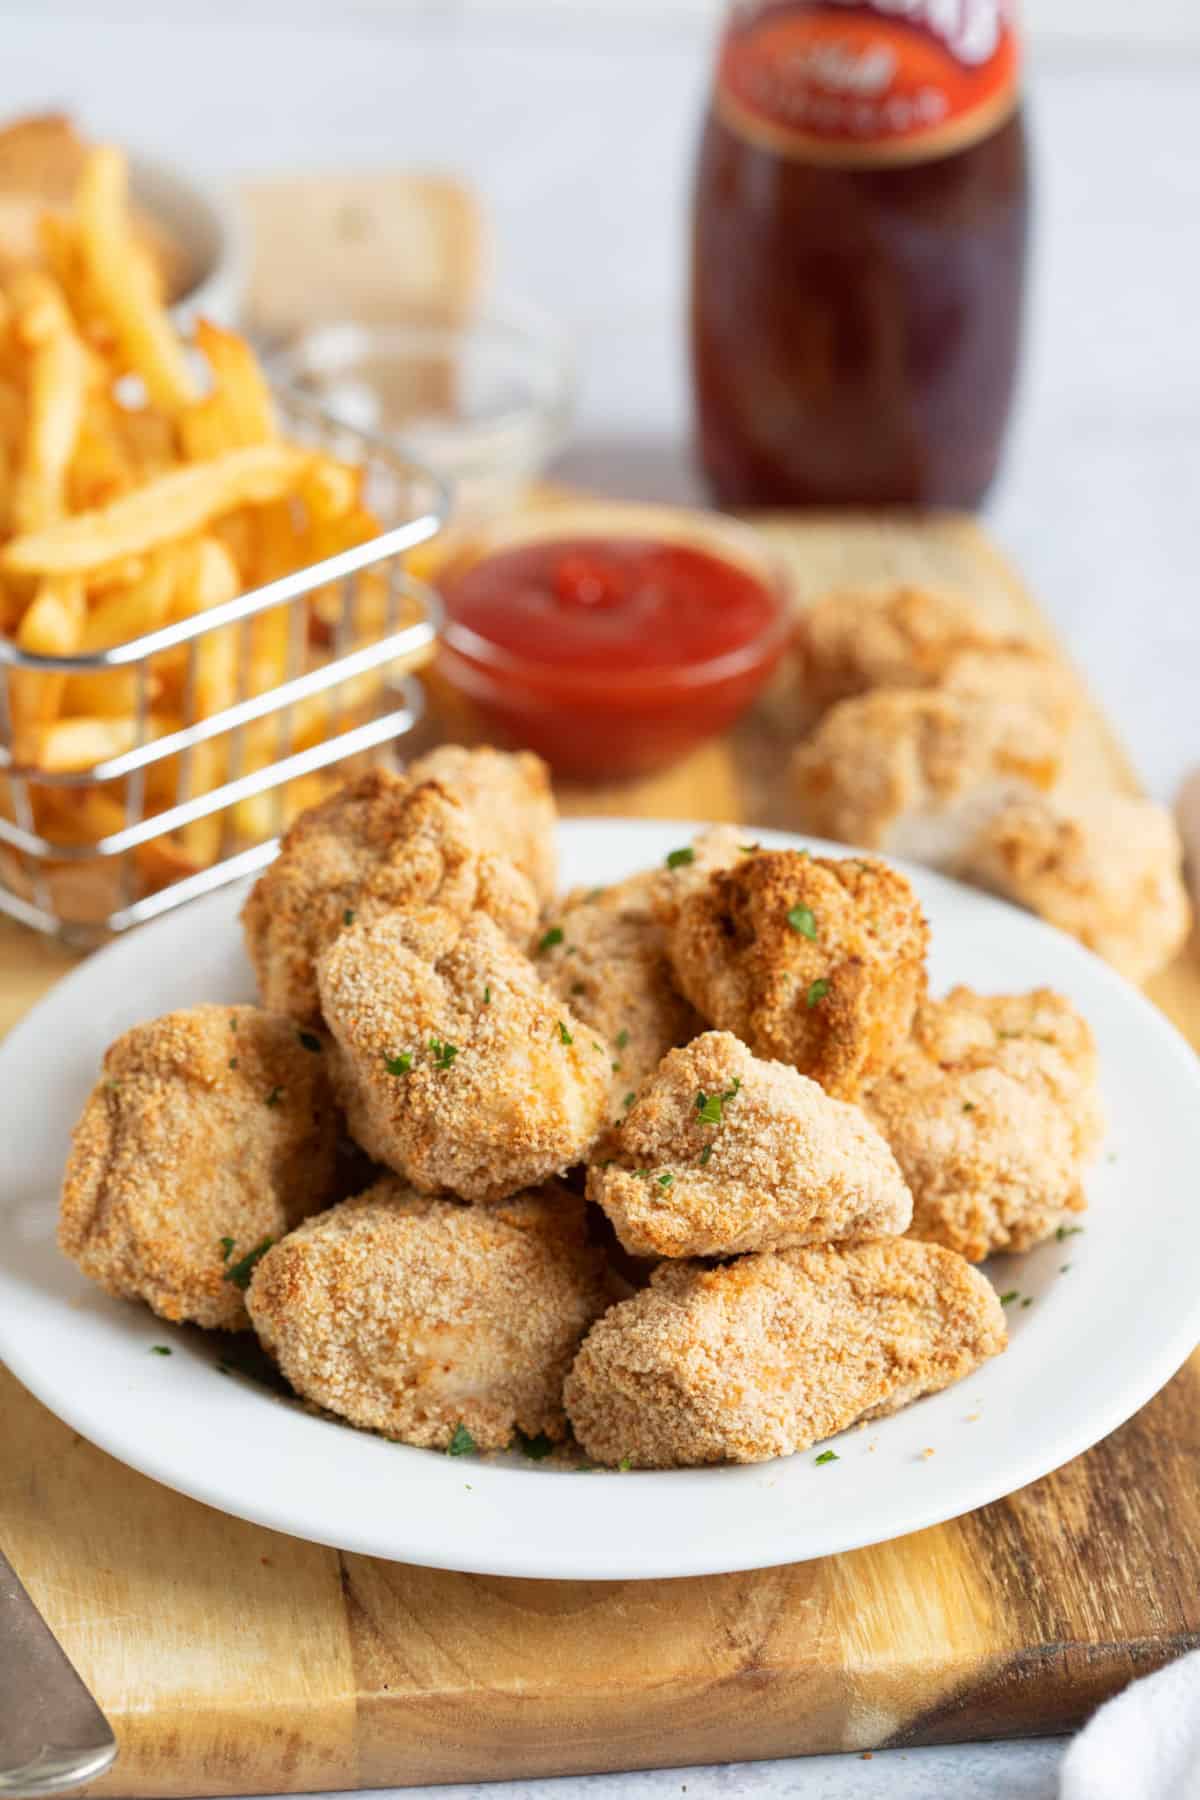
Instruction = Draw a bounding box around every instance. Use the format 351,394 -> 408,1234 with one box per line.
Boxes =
269,302 -> 574,527
433,500 -> 791,782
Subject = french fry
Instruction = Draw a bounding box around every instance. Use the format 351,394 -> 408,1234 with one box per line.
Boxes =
174,535 -> 240,719
74,146 -> 198,415
8,272 -> 88,535
8,574 -> 85,759
81,546 -> 176,649
2,444 -> 312,575
180,319 -> 276,459
28,710 -> 178,773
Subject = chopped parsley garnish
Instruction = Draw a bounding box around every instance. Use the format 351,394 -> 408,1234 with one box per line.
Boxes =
612,1061 -> 621,1072
806,979 -> 830,1008
962,1101 -> 975,1113
571,981 -> 586,996
483,986 -> 491,1005
999,1290 -> 1019,1306
695,1076 -> 742,1127
297,1030 -> 322,1053
657,1172 -> 674,1188
738,843 -> 760,854
342,908 -> 355,927
1021,1297 -> 1033,1308
515,1430 -> 554,1462
1056,1224 -> 1083,1241
229,1016 -> 238,1032
224,1238 -> 274,1291
615,1028 -> 630,1050
447,1423 -> 476,1457
384,1052 -> 413,1077
558,1021 -> 574,1046
622,1091 -> 636,1110
618,1456 -> 632,1472
665,846 -> 695,869
150,1345 -> 172,1356
787,904 -> 817,940
1060,1264 -> 1071,1274
228,1057 -> 238,1070
537,925 -> 564,954
585,887 -> 605,902
264,1086 -> 283,1108
814,1450 -> 839,1466
429,1038 -> 459,1071
219,1236 -> 235,1262
105,1079 -> 121,1092
699,1144 -> 713,1167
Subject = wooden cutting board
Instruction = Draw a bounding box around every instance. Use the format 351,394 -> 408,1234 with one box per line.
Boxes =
2,512 -> 1198,1796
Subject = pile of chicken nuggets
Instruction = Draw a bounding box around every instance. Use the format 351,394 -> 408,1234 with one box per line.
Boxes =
59,744 -> 1106,1469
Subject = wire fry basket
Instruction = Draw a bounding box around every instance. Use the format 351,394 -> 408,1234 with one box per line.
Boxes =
0,398 -> 449,947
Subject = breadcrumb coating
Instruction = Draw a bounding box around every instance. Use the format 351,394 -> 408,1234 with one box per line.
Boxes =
794,585 -> 1025,713
791,689 -> 1064,868
667,849 -> 928,1099
863,986 -> 1104,1262
408,744 -> 557,903
564,1238 -> 1006,1467
319,908 -> 611,1201
538,870 -> 703,1105
588,1030 -> 911,1258
646,825 -> 748,927
58,1005 -> 338,1330
246,1178 -> 609,1450
241,768 -> 540,1026
963,793 -> 1191,985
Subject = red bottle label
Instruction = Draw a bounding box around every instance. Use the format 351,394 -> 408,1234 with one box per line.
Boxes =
716,1 -> 1021,166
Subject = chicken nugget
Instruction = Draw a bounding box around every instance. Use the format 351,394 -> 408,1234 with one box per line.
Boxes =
963,793 -> 1190,985
241,772 -> 538,1026
794,584 -> 1024,713
667,848 -> 928,1099
246,1178 -> 609,1451
863,987 -> 1104,1261
791,689 -> 1064,868
589,1030 -> 911,1257
564,1238 -> 1006,1468
537,870 -> 703,1105
59,1004 -> 338,1330
319,908 -> 610,1201
409,744 -> 557,903
646,824 -> 749,927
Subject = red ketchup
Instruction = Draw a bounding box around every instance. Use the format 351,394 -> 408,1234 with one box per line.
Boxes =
436,534 -> 786,780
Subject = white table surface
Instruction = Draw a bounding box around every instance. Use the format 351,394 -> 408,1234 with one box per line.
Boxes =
4,5 -> 1194,1796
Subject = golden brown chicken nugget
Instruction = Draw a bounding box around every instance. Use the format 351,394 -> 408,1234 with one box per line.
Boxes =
59,1004 -> 338,1330
589,1030 -> 911,1258
247,1178 -> 609,1451
863,986 -> 1104,1262
668,849 -> 928,1099
963,793 -> 1190,986
241,771 -> 538,1026
564,1238 -> 1006,1468
409,744 -> 557,903
319,908 -> 611,1202
794,584 -> 1022,712
538,869 -> 703,1107
791,688 -> 1064,868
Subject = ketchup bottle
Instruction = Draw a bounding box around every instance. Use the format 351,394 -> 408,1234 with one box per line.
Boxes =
690,1 -> 1030,510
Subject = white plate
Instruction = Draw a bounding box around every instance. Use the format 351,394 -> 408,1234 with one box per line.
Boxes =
2,820 -> 1199,1581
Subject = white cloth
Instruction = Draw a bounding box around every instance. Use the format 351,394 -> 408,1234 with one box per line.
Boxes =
1059,1647 -> 1200,1799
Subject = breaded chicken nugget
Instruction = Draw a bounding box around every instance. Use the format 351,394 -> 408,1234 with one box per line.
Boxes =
791,689 -> 1064,868
863,987 -> 1104,1262
588,1030 -> 911,1258
319,908 -> 611,1201
408,744 -> 557,903
963,793 -> 1191,985
241,773 -> 538,1026
646,825 -> 749,927
59,1005 -> 338,1330
537,871 -> 703,1105
564,1238 -> 1006,1468
247,1178 -> 609,1450
794,584 -> 1025,713
667,849 -> 928,1099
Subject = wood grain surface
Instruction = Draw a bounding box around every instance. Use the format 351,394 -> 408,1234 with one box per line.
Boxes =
2,512 -> 1198,1795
